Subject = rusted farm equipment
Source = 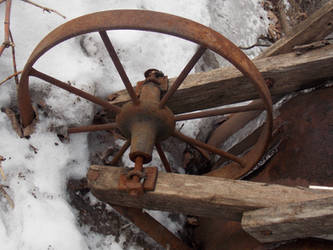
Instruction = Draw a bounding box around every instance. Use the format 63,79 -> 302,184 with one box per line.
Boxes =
16,6 -> 333,250
18,10 -> 273,193
15,10 -> 274,248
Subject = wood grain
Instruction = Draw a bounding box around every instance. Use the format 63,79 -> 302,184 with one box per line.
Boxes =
88,165 -> 333,221
242,196 -> 333,243
110,44 -> 333,115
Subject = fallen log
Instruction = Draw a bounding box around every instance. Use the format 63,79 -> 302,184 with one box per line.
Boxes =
87,165 -> 333,222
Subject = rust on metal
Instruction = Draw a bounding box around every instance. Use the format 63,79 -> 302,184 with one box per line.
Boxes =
29,68 -> 121,114
109,140 -> 130,166
116,71 -> 175,164
99,30 -> 139,105
118,156 -> 158,196
194,88 -> 333,250
159,46 -> 206,108
18,10 -> 272,176
175,100 -> 264,121
18,10 -> 274,249
143,69 -> 169,92
155,143 -> 172,172
135,69 -> 169,97
173,130 -> 246,167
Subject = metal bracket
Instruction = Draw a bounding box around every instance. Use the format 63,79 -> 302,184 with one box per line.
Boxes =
135,69 -> 169,97
118,167 -> 158,195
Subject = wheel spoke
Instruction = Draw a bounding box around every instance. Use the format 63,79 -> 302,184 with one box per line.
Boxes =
99,31 -> 139,105
30,68 -> 121,113
173,130 -> 244,166
159,46 -> 206,108
175,100 -> 264,121
110,140 -> 130,166
68,122 -> 117,134
155,143 -> 172,172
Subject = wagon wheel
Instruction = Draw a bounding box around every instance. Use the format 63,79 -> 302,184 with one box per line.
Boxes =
18,10 -> 273,182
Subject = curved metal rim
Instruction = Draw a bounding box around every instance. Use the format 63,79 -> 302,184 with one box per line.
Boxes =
18,9 -> 273,176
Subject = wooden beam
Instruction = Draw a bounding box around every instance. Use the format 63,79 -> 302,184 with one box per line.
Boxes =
110,44 -> 333,114
204,1 -> 333,161
87,165 -> 333,222
258,0 -> 333,58
242,196 -> 333,243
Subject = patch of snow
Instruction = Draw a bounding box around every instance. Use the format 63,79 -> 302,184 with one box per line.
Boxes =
282,0 -> 291,11
207,0 -> 269,60
144,209 -> 186,237
80,226 -> 125,250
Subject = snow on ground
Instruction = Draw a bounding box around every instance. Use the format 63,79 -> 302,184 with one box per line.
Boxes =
0,1 -> 268,249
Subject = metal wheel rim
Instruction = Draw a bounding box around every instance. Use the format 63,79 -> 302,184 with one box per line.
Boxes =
18,9 -> 273,176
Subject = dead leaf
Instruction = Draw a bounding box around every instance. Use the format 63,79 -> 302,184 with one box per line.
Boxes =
29,144 -> 38,154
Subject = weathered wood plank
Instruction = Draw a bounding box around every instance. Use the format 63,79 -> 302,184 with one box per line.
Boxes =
110,44 -> 333,115
87,165 -> 333,222
205,1 -> 333,164
242,196 -> 333,243
258,0 -> 333,58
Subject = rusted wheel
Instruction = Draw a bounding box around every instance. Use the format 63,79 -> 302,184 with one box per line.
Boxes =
18,10 -> 273,176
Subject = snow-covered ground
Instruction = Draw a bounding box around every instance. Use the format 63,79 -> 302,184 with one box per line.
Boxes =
0,1 -> 269,249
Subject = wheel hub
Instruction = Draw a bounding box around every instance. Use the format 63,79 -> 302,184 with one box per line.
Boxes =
116,70 -> 175,164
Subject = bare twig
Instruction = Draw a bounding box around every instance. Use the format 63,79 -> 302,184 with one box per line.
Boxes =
0,0 -> 6,5
0,0 -> 12,56
21,0 -> 66,19
0,185 -> 14,208
8,30 -> 19,85
0,71 -> 22,86
239,42 -> 271,50
0,168 -> 5,181
239,35 -> 272,50
0,156 -> 6,181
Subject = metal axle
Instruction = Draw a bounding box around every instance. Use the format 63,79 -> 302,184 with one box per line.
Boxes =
116,70 -> 175,164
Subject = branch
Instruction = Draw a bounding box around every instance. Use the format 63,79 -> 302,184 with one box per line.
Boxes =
0,185 -> 14,208
0,0 -> 6,5
239,43 -> 271,50
21,0 -> 66,19
0,0 -> 12,56
9,30 -> 19,85
0,156 -> 6,181
239,35 -> 272,50
0,71 -> 22,86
